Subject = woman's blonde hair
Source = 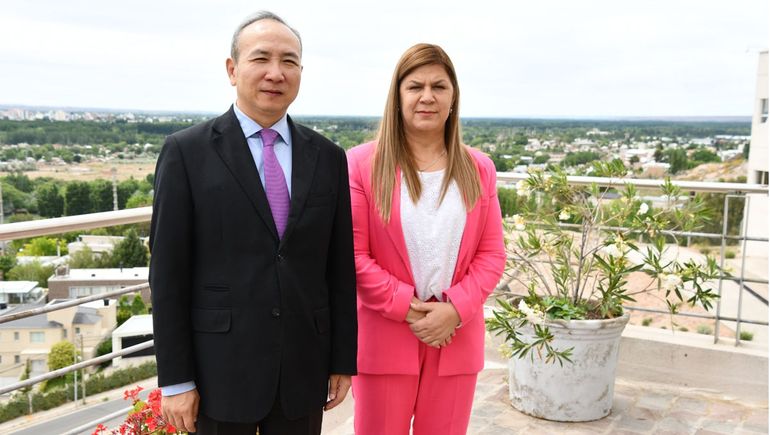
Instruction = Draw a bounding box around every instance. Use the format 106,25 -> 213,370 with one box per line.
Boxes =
372,43 -> 481,222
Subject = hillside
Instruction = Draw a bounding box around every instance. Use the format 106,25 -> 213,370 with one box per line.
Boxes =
676,158 -> 747,183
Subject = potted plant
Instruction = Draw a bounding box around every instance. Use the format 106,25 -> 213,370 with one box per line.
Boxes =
486,160 -> 719,422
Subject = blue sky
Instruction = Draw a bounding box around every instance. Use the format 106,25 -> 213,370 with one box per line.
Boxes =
0,0 -> 767,117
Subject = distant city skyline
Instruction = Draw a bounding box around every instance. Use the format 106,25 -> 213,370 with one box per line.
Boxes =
0,0 -> 766,118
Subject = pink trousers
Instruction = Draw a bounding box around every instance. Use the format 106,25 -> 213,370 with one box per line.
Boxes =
352,341 -> 478,435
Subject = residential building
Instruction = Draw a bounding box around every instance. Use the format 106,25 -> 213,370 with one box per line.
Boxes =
746,50 -> 769,256
67,235 -> 126,255
47,267 -> 150,302
0,281 -> 44,305
0,299 -> 116,377
111,314 -> 154,368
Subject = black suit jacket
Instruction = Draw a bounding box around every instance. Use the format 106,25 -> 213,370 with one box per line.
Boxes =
149,107 -> 357,422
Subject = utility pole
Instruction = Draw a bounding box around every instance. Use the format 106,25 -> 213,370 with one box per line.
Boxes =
0,181 -> 5,256
73,343 -> 78,403
0,181 -> 4,224
111,167 -> 118,211
79,334 -> 86,404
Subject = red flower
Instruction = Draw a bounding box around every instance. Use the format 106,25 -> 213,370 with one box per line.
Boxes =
146,414 -> 159,431
97,387 -> 180,434
123,385 -> 143,402
148,388 -> 163,415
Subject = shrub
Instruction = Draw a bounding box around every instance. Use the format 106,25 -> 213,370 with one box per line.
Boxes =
739,330 -> 754,341
0,361 -> 157,424
95,338 -> 114,369
641,317 -> 653,327
6,261 -> 55,288
725,250 -> 736,259
697,324 -> 713,335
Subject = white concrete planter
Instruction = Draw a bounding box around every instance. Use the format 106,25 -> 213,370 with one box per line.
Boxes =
508,313 -> 630,422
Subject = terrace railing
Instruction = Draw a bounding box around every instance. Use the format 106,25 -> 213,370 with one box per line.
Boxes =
0,176 -> 767,427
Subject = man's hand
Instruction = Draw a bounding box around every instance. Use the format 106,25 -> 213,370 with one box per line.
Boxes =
161,388 -> 199,433
325,374 -> 352,411
409,301 -> 461,348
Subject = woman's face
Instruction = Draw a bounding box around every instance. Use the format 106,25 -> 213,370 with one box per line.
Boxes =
399,64 -> 454,137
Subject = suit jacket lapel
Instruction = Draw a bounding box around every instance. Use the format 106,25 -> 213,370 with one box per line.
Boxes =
384,167 -> 415,284
452,198 -> 481,284
211,106 -> 279,241
279,116 -> 319,247
451,158 -> 487,284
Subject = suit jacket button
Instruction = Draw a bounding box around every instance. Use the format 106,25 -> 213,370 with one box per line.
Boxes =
277,253 -> 284,262
271,308 -> 281,318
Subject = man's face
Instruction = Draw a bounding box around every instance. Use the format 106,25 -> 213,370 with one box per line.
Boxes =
226,19 -> 302,126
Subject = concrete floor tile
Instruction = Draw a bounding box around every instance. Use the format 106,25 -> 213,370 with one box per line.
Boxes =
696,418 -> 743,434
741,407 -> 769,433
673,397 -> 711,414
636,392 -> 677,411
616,413 -> 656,432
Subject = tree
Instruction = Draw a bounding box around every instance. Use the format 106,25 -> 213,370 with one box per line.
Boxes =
21,237 -> 67,256
48,341 -> 76,371
117,179 -> 141,209
0,254 -> 17,280
653,145 -> 664,162
561,151 -> 602,167
3,172 -> 34,193
125,191 -> 153,209
490,154 -> 513,172
665,149 -> 689,174
44,341 -> 77,391
0,182 -> 36,214
117,295 -> 133,326
68,246 -> 114,268
497,187 -> 521,217
628,155 -> 640,165
513,133 -> 529,146
36,182 -> 65,218
691,149 -> 720,164
65,181 -> 93,216
111,229 -> 149,268
131,294 -> 148,315
7,261 -> 55,287
90,179 -> 114,212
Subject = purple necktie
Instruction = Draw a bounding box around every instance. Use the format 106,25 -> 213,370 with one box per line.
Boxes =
259,128 -> 290,238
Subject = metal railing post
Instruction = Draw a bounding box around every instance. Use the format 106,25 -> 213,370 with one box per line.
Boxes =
714,194 -> 731,343
735,195 -> 751,346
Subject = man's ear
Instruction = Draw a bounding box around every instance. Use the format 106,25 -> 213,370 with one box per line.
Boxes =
226,58 -> 237,86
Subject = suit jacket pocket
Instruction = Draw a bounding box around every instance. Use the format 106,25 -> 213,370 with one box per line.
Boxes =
204,284 -> 229,292
191,308 -> 231,333
306,193 -> 333,208
314,308 -> 330,334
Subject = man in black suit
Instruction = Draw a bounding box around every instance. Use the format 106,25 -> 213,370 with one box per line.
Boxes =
149,11 -> 357,435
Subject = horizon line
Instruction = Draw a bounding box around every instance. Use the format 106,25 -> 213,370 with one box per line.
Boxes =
0,103 -> 753,122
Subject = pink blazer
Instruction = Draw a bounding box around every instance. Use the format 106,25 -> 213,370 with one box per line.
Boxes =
347,141 -> 506,376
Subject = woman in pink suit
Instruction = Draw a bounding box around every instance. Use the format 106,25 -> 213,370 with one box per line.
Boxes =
347,43 -> 506,435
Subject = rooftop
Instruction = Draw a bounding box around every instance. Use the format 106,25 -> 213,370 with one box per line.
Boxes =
48,267 -> 148,282
0,281 -> 39,294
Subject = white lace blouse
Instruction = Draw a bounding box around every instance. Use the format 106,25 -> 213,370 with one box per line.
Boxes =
401,169 -> 466,301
